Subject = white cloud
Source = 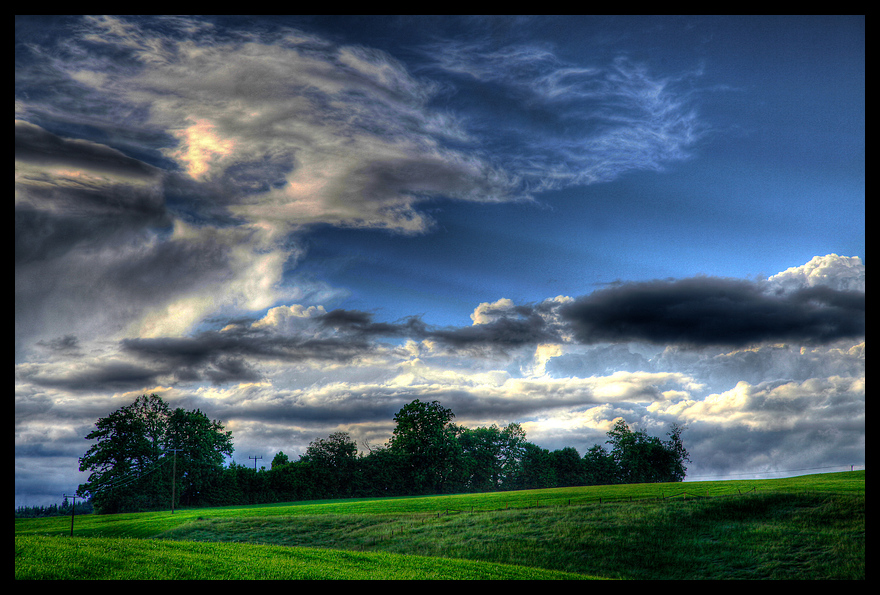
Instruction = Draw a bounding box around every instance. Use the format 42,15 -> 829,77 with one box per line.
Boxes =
170,118 -> 236,180
768,253 -> 865,293
251,304 -> 328,332
14,17 -> 530,354
470,298 -> 516,325
530,343 -> 564,376
648,375 -> 865,431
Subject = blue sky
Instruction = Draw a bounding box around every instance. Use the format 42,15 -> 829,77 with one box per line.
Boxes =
15,16 -> 864,506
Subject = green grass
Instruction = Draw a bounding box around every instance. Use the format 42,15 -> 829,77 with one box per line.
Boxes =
15,535 -> 595,580
15,471 -> 864,580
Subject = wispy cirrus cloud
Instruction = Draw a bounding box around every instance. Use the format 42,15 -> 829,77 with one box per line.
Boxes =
422,38 -> 706,189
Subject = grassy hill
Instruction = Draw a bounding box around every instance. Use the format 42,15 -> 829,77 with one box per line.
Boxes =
15,470 -> 865,580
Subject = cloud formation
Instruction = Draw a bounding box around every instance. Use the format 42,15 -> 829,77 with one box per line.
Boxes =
58,16 -> 518,232
14,250 -> 865,504
558,275 -> 865,348
17,255 -> 864,398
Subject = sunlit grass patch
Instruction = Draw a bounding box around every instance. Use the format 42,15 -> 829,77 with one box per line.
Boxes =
15,535 -> 598,580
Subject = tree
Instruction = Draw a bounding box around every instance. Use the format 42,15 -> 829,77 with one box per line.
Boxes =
301,431 -> 358,498
165,407 -> 234,506
458,423 -> 526,491
583,444 -> 617,486
78,394 -> 233,513
77,394 -> 171,513
604,418 -> 689,484
356,444 -> 409,497
302,432 -> 358,469
271,451 -> 290,469
662,424 -> 690,482
550,446 -> 585,487
514,442 -> 556,490
387,400 -> 461,494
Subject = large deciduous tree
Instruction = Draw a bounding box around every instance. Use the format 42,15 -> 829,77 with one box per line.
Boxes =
605,419 -> 690,484
458,423 -> 526,491
77,394 -> 233,513
301,431 -> 358,497
165,407 -> 234,506
77,394 -> 170,513
387,399 -> 461,494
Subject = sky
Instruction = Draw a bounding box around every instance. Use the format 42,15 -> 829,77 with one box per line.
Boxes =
15,15 -> 864,507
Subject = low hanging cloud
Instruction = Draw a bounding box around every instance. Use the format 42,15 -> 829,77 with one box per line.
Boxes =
19,255 -> 864,394
558,276 -> 864,348
15,254 -> 865,505
307,266 -> 866,353
648,375 -> 865,431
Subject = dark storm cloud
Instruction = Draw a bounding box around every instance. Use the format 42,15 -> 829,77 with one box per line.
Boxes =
319,275 -> 865,351
17,360 -> 161,392
22,273 -> 863,395
15,119 -> 159,180
559,277 -> 865,348
35,334 -> 80,353
427,313 -> 560,349
317,307 -> 561,351
121,325 -> 371,377
317,309 -> 423,338
126,274 -> 866,388
15,121 -> 169,265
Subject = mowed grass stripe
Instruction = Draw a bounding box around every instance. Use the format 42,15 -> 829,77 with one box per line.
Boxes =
15,535 -> 599,580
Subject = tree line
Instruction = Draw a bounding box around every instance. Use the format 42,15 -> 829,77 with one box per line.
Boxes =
75,395 -> 689,514
15,497 -> 94,519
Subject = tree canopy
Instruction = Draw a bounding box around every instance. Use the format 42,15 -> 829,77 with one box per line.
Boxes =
387,399 -> 460,494
77,394 -> 233,513
76,395 -> 689,513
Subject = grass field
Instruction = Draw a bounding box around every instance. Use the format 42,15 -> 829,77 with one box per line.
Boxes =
15,535 -> 596,580
15,470 -> 865,580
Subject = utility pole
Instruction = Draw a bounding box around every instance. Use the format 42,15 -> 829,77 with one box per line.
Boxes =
168,449 -> 182,514
62,493 -> 81,537
249,455 -> 263,471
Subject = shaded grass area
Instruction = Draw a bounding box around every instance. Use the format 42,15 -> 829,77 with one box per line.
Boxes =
15,535 -> 596,580
159,491 -> 864,580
